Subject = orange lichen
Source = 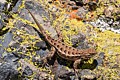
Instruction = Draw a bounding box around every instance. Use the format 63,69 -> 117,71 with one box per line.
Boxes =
69,10 -> 82,20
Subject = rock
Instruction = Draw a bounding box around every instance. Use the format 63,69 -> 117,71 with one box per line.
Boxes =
0,62 -> 19,80
71,32 -> 88,49
0,47 -> 4,57
12,0 -> 22,13
34,41 -> 47,50
88,1 -> 97,11
0,20 -> 4,30
22,66 -> 33,76
0,0 -> 6,4
0,32 -> 13,58
89,16 -> 120,33
76,7 -> 88,20
2,32 -> 13,47
96,52 -> 105,66
104,5 -> 115,18
80,69 -> 96,80
51,60 -> 74,80
3,52 -> 19,62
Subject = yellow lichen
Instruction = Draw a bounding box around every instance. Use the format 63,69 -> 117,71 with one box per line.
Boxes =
3,0 -> 120,79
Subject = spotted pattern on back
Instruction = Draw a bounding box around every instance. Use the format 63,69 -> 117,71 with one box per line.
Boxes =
43,33 -> 96,60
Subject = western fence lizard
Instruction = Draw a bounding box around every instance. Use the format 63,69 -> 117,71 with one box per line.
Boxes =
27,9 -> 97,74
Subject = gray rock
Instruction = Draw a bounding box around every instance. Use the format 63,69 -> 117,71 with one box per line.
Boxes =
80,69 -> 96,80
0,20 -> 4,30
0,0 -> 6,3
12,0 -> 22,13
22,66 -> 33,76
0,62 -> 19,80
2,32 -> 13,48
89,16 -> 120,33
3,52 -> 19,62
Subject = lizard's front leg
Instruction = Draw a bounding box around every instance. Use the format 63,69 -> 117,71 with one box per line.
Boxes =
41,46 -> 56,67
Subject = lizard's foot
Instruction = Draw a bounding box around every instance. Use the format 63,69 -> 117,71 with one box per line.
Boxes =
73,59 -> 81,79
40,47 -> 56,67
40,57 -> 48,67
73,68 -> 79,79
74,68 -> 83,80
36,57 -> 47,67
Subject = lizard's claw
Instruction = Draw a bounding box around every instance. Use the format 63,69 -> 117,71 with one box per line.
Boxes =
73,68 -> 81,80
37,57 -> 47,67
40,57 -> 51,67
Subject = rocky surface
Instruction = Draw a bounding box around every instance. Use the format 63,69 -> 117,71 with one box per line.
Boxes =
89,16 -> 120,34
0,0 -> 120,80
0,62 -> 19,80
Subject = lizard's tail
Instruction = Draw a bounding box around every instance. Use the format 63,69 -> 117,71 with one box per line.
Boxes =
27,9 -> 44,33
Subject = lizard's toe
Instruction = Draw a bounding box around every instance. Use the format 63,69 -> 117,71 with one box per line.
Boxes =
40,58 -> 49,67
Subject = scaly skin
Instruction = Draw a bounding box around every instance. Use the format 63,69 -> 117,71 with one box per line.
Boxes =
27,9 -> 97,70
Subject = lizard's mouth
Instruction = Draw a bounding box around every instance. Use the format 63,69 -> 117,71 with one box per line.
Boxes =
86,53 -> 96,58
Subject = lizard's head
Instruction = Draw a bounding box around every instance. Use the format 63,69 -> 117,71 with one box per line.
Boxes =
83,48 -> 97,59
89,48 -> 97,55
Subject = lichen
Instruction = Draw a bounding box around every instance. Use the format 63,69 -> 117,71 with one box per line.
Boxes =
3,0 -> 120,79
46,0 -> 120,79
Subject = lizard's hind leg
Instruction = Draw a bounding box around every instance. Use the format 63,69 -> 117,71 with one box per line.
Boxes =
41,47 -> 56,67
73,59 -> 82,79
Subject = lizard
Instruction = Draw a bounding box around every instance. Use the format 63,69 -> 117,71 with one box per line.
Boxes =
27,9 -> 97,73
